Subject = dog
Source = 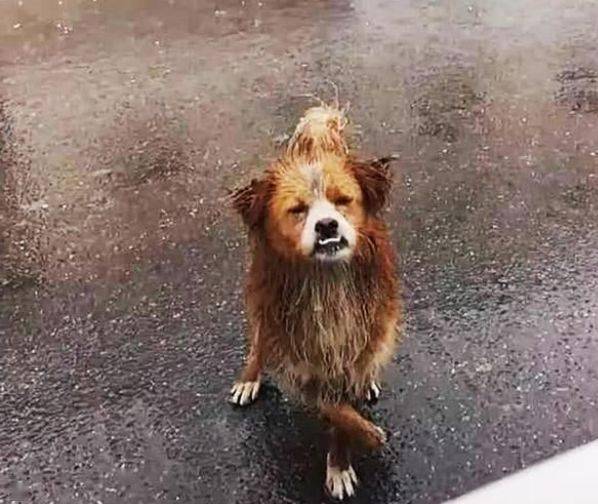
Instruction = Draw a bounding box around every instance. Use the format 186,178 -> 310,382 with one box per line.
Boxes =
229,103 -> 403,500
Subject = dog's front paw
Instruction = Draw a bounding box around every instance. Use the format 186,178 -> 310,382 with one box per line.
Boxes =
373,425 -> 387,445
365,381 -> 381,403
326,454 -> 358,500
229,379 -> 261,406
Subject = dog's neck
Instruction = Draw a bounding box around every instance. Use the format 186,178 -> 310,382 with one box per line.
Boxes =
254,239 -> 381,322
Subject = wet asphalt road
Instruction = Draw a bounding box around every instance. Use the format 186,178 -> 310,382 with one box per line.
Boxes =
1,1 -> 598,503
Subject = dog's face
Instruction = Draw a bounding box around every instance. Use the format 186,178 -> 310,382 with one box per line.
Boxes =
233,156 -> 392,263
269,157 -> 361,262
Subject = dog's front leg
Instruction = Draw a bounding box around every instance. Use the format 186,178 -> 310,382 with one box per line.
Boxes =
320,402 -> 386,499
325,426 -> 357,500
230,320 -> 263,406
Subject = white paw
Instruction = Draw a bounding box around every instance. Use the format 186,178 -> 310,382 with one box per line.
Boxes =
326,454 -> 358,500
229,380 -> 260,406
374,425 -> 387,445
365,381 -> 381,402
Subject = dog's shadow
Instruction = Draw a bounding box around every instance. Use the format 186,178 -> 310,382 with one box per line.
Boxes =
239,382 -> 398,503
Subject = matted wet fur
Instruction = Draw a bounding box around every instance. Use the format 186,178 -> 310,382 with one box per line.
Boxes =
229,102 -> 403,500
245,224 -> 399,405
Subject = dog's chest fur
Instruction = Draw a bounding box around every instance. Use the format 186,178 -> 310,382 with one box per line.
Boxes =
259,262 -> 382,401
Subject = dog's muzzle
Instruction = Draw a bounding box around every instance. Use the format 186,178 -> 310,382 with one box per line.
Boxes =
314,218 -> 349,257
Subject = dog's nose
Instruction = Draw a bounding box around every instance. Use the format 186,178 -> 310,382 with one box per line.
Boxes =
315,218 -> 339,238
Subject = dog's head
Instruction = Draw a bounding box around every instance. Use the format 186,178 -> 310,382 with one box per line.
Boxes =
232,155 -> 393,263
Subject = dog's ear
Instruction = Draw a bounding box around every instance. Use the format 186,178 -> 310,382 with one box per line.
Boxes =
350,156 -> 396,214
230,178 -> 269,228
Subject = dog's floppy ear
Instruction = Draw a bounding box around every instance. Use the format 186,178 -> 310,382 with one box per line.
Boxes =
230,178 -> 269,228
350,156 -> 396,214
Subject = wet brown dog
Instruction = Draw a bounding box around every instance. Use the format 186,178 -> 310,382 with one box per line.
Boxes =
230,104 -> 403,500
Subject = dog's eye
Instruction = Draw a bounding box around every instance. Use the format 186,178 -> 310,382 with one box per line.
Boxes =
334,195 -> 353,206
288,202 -> 307,215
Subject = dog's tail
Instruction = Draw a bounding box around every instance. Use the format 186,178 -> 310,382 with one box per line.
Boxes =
286,104 -> 348,160
320,402 -> 386,451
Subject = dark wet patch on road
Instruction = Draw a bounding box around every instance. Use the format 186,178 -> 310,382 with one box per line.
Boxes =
0,98 -> 46,289
90,107 -> 193,188
556,66 -> 598,114
409,65 -> 486,143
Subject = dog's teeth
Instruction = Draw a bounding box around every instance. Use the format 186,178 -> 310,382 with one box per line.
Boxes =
318,236 -> 341,245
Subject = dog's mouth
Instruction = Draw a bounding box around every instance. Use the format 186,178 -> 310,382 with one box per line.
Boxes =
313,236 -> 349,258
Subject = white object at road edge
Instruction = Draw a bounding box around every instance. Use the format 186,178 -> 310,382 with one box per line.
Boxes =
445,439 -> 598,504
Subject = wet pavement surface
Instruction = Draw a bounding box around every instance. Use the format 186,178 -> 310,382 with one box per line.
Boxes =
1,1 -> 598,503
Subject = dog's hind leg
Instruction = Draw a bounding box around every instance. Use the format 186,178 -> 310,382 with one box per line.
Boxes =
320,402 -> 386,450
230,321 -> 263,406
